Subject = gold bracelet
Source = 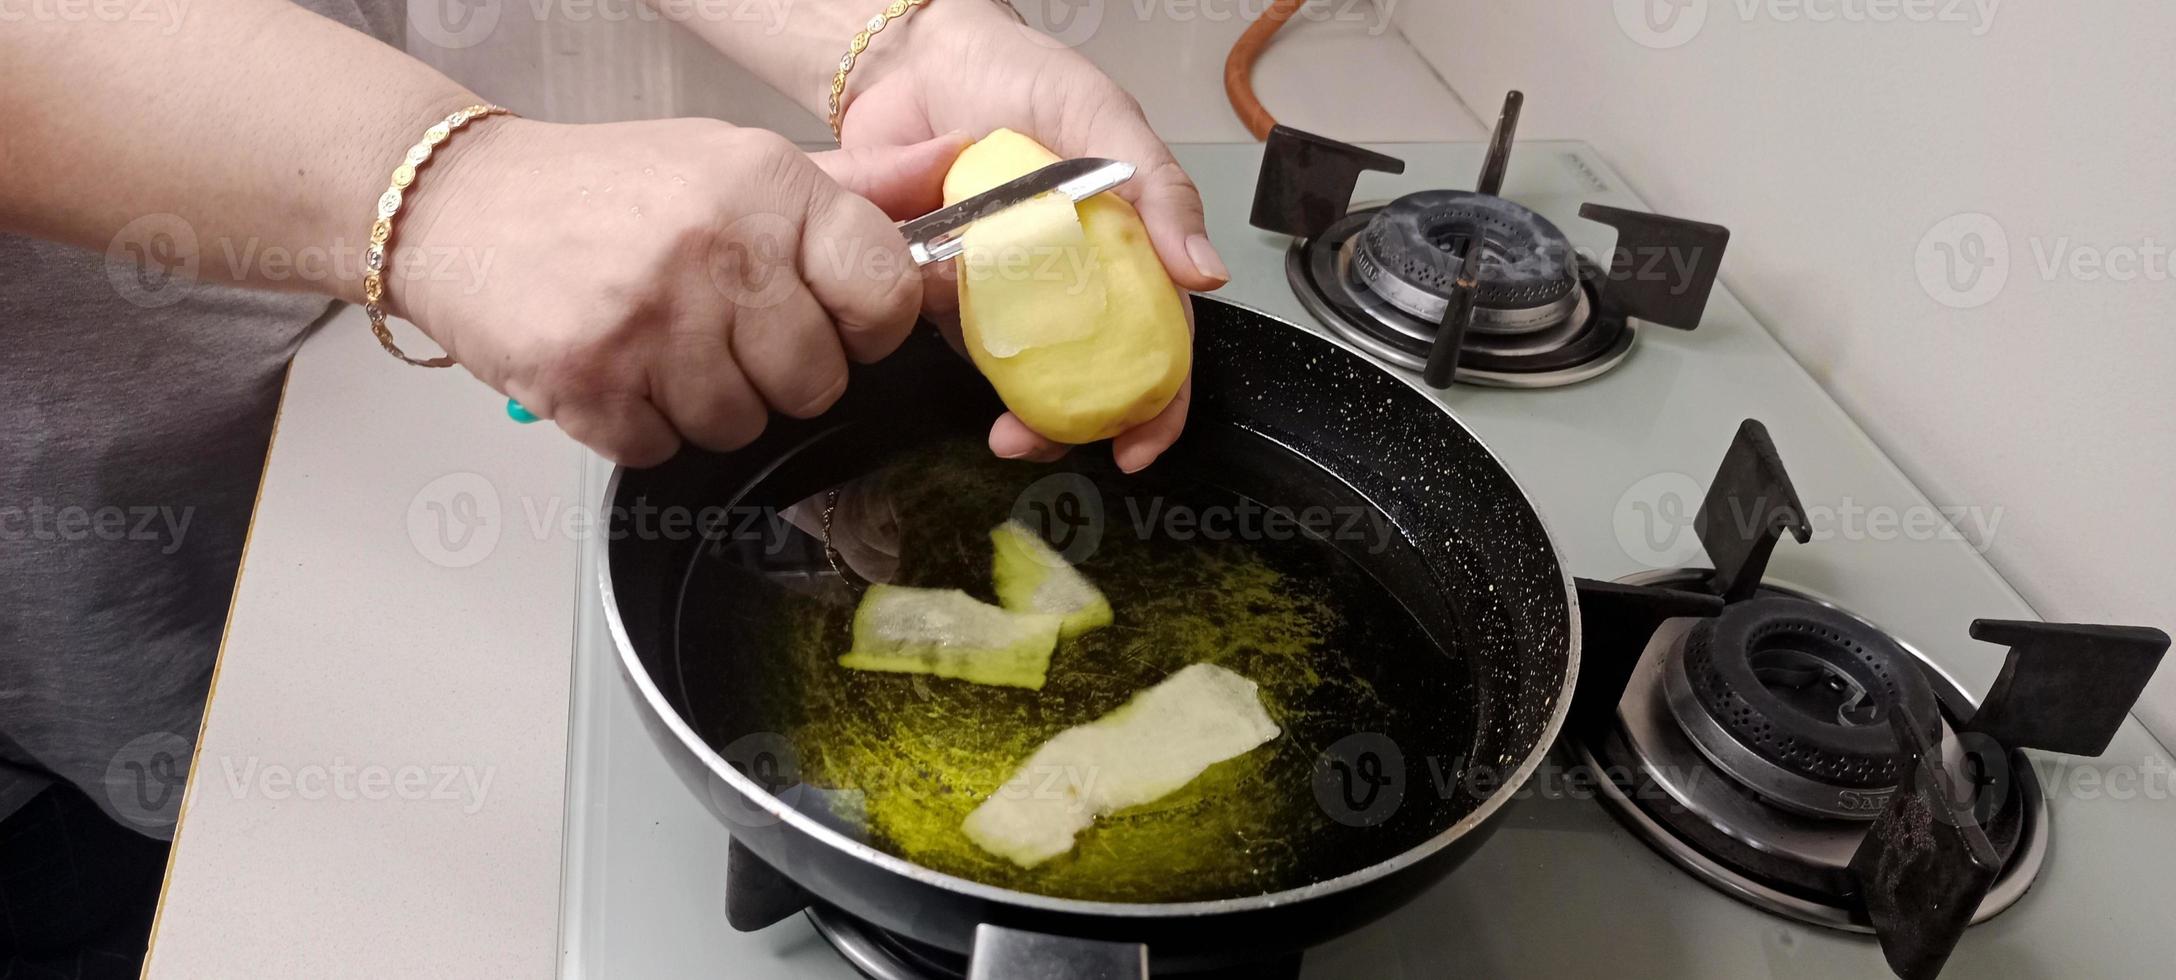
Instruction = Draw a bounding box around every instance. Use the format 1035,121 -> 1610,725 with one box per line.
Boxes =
363,104 -> 513,368
827,0 -> 937,142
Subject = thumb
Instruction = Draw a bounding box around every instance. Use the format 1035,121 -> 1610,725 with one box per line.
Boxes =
810,132 -> 973,221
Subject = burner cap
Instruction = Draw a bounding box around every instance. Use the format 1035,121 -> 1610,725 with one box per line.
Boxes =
1353,190 -> 1578,323
1669,598 -> 1945,817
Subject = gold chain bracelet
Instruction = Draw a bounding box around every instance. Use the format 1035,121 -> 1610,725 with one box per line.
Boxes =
827,0 -> 936,141
363,103 -> 513,368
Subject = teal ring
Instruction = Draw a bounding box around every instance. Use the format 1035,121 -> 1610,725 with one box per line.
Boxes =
506,398 -> 540,424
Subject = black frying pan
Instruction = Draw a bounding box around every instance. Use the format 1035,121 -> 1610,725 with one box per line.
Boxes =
601,296 -> 1579,975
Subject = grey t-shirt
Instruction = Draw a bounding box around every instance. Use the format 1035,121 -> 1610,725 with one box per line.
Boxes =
0,0 -> 403,838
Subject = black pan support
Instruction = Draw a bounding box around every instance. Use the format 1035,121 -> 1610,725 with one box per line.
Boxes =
1248,126 -> 1405,240
1572,419 -> 2170,980
1694,419 -> 1812,602
1851,621 -> 2168,980
1249,91 -> 1732,389
1577,204 -> 1731,331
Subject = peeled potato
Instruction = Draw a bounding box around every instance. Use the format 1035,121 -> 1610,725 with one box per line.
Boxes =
942,130 -> 1191,445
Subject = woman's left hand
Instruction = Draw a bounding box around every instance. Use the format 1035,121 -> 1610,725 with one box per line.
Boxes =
837,0 -> 1228,472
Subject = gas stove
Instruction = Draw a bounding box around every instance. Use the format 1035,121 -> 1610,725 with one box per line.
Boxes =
555,124 -> 2176,979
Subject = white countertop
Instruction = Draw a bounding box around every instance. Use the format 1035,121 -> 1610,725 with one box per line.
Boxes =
146,309 -> 587,977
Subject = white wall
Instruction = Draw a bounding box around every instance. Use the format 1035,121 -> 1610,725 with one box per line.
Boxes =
1392,1 -> 2176,744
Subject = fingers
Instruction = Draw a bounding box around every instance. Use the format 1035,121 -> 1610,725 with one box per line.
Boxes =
652,325 -> 771,452
797,161 -> 928,365
1112,290 -> 1197,472
1129,149 -> 1228,293
989,413 -> 1070,463
1067,90 -> 1229,293
1112,376 -> 1191,474
731,284 -> 851,419
554,394 -> 682,468
810,132 -> 971,220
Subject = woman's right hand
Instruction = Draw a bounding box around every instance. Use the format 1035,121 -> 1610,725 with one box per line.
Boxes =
392,117 -> 967,466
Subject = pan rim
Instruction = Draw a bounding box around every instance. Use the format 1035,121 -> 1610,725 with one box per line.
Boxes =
597,295 -> 1584,919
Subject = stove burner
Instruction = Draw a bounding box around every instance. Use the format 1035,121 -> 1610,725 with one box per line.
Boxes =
1287,208 -> 1632,388
1574,571 -> 2048,934
1250,94 -> 1733,390
1669,599 -> 1945,820
1353,190 -> 1579,328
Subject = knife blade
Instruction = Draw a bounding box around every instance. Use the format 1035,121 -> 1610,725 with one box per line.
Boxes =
898,158 -> 1136,266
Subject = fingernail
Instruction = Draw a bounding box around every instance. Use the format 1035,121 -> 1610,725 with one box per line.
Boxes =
1186,235 -> 1230,284
996,448 -> 1030,460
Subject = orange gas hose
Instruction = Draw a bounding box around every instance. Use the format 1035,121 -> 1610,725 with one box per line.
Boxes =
1224,0 -> 1306,140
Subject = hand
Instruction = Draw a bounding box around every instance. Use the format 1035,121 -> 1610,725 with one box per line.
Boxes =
837,0 -> 1227,472
391,117 -> 967,466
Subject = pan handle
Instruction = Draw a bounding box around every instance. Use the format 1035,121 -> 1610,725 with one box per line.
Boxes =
967,924 -> 1150,980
